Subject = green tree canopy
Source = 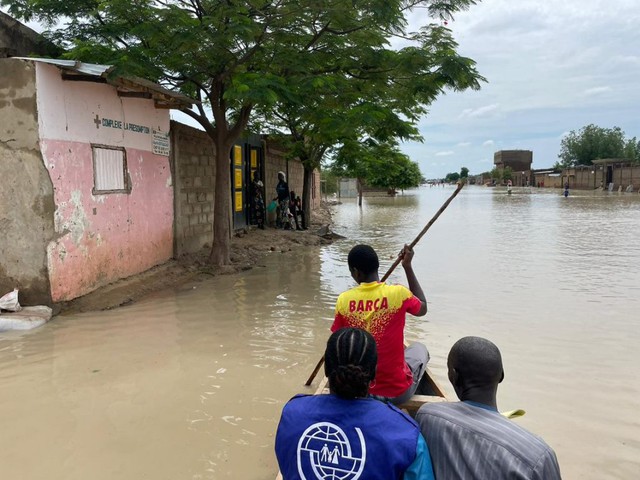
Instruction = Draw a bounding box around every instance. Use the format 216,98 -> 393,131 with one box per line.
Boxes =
4,0 -> 483,263
460,166 -> 469,178
445,172 -> 460,182
256,6 -> 484,225
558,124 -> 639,167
330,139 -> 422,192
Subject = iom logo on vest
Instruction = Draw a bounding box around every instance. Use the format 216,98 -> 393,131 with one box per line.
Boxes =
297,422 -> 366,480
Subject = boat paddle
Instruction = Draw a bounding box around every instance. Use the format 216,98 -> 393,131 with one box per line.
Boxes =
304,181 -> 465,386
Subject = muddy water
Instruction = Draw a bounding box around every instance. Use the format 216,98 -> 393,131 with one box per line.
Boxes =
1,187 -> 639,479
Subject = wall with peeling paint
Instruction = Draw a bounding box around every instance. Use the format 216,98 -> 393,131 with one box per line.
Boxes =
0,59 -> 55,305
35,63 -> 174,302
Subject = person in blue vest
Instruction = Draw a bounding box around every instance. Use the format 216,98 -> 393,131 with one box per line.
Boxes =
275,327 -> 434,480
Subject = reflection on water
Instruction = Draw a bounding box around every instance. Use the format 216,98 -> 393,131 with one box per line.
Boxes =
1,186 -> 639,479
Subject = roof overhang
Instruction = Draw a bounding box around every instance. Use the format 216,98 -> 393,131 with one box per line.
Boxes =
13,57 -> 196,109
591,158 -> 633,165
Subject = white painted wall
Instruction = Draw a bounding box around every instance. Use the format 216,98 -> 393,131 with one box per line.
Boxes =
35,62 -> 169,150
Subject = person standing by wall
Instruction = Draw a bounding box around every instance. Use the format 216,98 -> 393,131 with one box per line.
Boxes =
250,171 -> 265,229
274,171 -> 290,229
289,191 -> 304,230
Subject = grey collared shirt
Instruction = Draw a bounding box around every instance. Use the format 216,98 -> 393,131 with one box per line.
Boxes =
415,401 -> 562,480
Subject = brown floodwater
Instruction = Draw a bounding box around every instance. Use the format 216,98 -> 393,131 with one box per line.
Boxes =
1,186 -> 639,479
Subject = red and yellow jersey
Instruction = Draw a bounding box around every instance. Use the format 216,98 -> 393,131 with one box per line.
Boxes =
331,281 -> 422,397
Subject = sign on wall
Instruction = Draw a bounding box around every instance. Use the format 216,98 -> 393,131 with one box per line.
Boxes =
90,115 -> 170,156
152,129 -> 170,156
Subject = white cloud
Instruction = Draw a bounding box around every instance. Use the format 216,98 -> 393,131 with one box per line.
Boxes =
583,86 -> 612,96
456,142 -> 471,147
435,151 -> 454,156
459,104 -> 500,119
482,140 -> 495,147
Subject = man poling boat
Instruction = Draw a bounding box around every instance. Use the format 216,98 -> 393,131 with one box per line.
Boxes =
304,182 -> 466,388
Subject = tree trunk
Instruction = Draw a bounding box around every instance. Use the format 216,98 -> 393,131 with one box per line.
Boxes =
357,178 -> 363,206
302,164 -> 313,229
209,137 -> 232,266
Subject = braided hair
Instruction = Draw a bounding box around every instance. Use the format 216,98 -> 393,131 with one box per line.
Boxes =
325,328 -> 377,399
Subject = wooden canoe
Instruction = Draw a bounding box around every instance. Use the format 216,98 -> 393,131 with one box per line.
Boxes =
305,366 -> 450,417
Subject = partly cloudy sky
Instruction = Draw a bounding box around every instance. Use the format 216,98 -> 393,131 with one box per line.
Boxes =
401,0 -> 640,178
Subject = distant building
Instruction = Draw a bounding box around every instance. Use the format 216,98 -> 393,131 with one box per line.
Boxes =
531,168 -> 562,188
339,178 -> 359,198
494,150 -> 533,186
563,159 -> 640,190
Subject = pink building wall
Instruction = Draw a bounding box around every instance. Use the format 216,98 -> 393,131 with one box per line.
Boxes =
35,63 -> 173,302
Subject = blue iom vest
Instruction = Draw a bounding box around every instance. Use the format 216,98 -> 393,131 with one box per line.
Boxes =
275,394 -> 419,480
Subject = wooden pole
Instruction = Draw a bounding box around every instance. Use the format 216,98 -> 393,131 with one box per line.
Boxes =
381,181 -> 465,282
304,182 -> 465,386
304,355 -> 326,387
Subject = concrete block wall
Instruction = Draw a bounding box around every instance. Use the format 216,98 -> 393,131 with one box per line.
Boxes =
263,144 -> 291,201
614,165 -> 640,188
170,128 -> 321,247
170,121 -> 215,256
564,165 -> 640,190
263,140 -> 320,211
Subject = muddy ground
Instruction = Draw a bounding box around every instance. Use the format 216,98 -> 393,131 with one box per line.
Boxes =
58,203 -> 338,315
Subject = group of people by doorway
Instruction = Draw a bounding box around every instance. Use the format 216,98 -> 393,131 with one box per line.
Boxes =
275,244 -> 562,480
250,170 -> 306,231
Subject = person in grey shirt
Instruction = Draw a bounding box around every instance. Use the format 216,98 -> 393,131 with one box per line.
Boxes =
415,336 -> 561,480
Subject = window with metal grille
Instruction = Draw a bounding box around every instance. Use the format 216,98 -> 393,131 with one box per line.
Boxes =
92,145 -> 130,194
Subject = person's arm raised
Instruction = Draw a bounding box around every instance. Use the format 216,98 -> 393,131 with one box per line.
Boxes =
401,244 -> 427,316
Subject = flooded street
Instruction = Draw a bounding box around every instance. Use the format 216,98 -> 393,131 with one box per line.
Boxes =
1,186 -> 639,479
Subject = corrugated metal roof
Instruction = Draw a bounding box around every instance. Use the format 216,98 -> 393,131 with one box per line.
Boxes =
13,57 -> 113,76
12,57 -> 194,108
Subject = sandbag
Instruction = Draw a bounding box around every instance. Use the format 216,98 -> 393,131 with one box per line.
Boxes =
0,289 -> 21,312
0,306 -> 52,331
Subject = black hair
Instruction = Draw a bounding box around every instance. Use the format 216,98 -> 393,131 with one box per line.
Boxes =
347,244 -> 379,276
448,336 -> 503,386
325,328 -> 377,399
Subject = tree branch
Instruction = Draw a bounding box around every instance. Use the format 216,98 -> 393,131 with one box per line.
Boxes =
181,108 -> 217,139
